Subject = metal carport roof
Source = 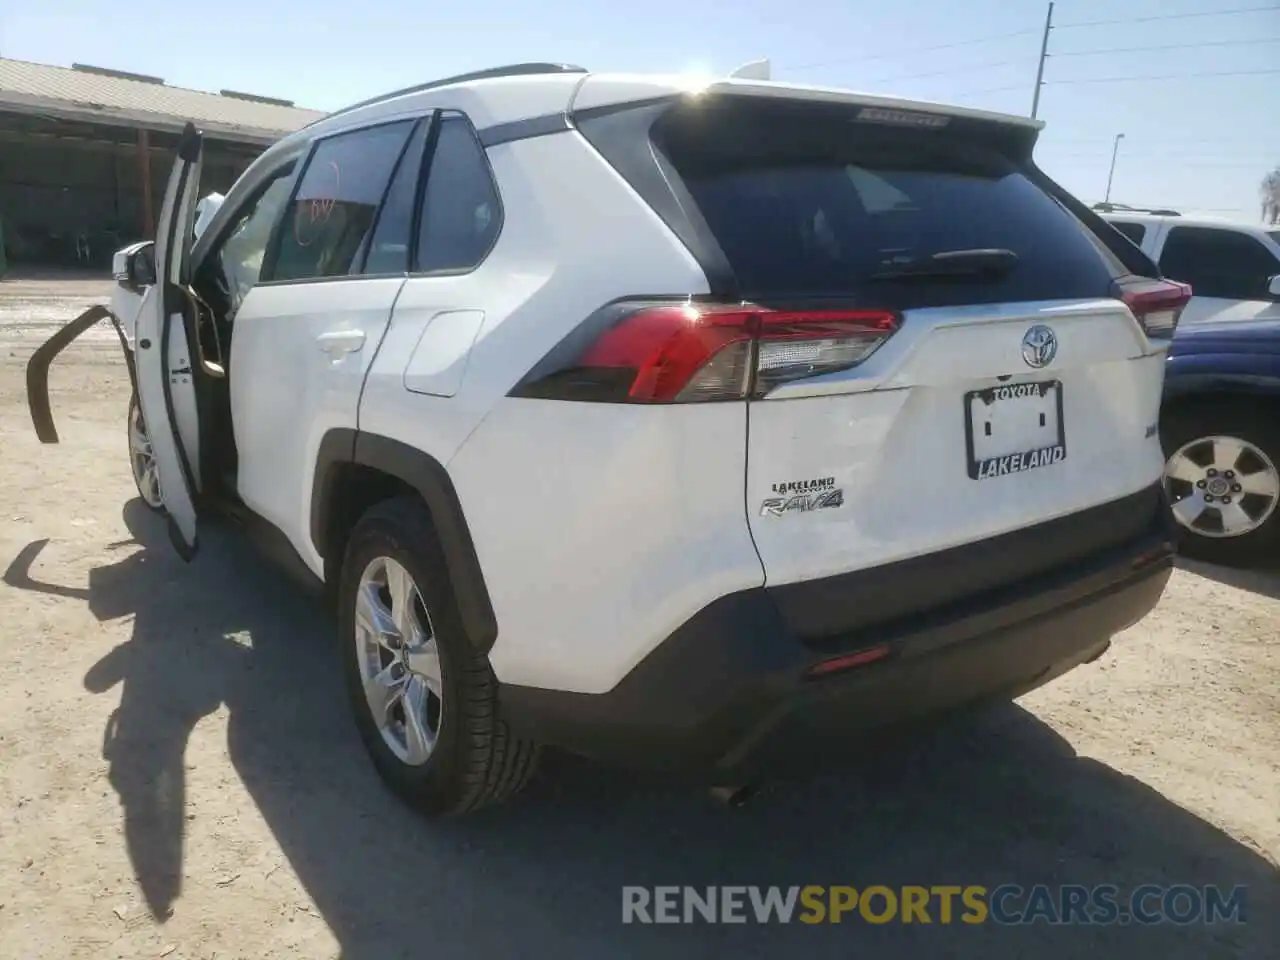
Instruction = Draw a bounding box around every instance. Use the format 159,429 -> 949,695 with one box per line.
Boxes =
0,58 -> 325,145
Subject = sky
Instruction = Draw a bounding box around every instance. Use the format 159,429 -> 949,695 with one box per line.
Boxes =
2,0 -> 1277,220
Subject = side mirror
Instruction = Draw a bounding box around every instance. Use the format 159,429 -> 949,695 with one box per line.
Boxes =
128,245 -> 156,288
1268,274 -> 1280,299
111,241 -> 155,292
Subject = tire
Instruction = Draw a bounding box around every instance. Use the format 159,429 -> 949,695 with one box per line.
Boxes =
1161,398 -> 1280,567
127,394 -> 164,512
337,495 -> 539,815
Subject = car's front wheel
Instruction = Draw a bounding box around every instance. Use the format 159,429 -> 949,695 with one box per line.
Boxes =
337,496 -> 539,815
127,394 -> 163,511
1162,400 -> 1280,567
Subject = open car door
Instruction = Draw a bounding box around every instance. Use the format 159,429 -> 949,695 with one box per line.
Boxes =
25,123 -> 206,560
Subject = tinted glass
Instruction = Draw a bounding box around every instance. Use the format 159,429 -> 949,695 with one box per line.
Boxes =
416,115 -> 501,272
362,119 -> 430,275
1110,221 -> 1146,246
656,99 -> 1124,307
1158,226 -> 1280,300
209,164 -> 295,318
271,120 -> 415,282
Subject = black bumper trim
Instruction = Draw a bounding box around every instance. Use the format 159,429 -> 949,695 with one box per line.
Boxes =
498,483 -> 1176,776
770,482 -> 1167,646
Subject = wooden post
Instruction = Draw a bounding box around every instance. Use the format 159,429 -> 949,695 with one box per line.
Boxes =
137,128 -> 153,239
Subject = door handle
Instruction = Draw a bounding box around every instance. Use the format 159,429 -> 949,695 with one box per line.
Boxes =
316,330 -> 366,356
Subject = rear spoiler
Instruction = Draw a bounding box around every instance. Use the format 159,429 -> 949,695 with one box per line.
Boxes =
26,305 -> 137,443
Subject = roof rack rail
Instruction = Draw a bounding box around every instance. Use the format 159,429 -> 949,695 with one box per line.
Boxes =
1092,202 -> 1181,217
315,63 -> 588,126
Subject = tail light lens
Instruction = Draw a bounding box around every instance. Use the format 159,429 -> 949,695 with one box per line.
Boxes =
1114,276 -> 1192,339
511,301 -> 899,403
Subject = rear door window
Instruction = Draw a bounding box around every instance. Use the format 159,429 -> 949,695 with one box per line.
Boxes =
653,98 -> 1125,308
1159,226 -> 1280,299
268,120 -> 416,282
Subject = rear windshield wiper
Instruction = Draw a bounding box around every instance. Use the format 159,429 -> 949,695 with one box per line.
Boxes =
865,248 -> 1018,282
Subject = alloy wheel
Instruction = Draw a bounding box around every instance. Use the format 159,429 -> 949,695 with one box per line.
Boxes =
129,400 -> 163,509
353,556 -> 444,766
1164,434 -> 1280,539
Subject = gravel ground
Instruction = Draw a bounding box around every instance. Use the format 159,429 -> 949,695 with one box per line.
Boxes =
0,276 -> 1276,959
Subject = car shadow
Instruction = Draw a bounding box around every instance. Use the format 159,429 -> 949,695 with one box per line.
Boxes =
4,500 -> 1277,959
1177,557 -> 1280,601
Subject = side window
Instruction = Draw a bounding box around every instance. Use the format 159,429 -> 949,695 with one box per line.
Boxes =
1110,221 -> 1146,246
210,165 -> 296,318
415,115 -> 502,273
1158,226 -> 1280,300
362,120 -> 430,275
270,120 -> 416,282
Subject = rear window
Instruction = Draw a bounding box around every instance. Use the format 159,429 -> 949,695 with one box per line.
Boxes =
652,98 -> 1125,307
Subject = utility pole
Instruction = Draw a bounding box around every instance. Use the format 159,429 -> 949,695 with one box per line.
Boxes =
1030,1 -> 1054,119
1104,133 -> 1125,203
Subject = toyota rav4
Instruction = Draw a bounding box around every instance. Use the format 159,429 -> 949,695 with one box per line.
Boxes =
28,63 -> 1186,815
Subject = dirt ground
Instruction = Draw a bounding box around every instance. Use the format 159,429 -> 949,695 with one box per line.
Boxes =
0,276 -> 1277,959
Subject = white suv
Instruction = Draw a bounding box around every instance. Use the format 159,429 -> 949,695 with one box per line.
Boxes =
29,63 -> 1187,814
1098,205 -> 1280,325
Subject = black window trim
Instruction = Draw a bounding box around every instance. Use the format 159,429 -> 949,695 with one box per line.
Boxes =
406,110 -> 506,279
258,114 -> 430,287
406,110 -> 445,271
356,111 -> 437,276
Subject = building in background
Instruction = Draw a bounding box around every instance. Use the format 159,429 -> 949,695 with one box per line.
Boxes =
0,58 -> 324,269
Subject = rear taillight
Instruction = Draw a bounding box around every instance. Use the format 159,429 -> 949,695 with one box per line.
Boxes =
511,300 -> 899,403
1114,277 -> 1193,339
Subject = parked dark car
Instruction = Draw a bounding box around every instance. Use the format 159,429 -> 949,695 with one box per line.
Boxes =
1162,318 -> 1280,566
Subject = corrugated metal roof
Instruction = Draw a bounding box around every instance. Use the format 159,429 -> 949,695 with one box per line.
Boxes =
0,58 -> 326,144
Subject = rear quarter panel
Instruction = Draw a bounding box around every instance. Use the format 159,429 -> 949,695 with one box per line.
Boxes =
360,130 -> 767,694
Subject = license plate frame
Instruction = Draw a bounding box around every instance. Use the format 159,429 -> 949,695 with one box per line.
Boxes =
964,380 -> 1066,480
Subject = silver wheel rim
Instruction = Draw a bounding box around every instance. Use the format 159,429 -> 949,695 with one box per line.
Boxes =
129,401 -> 163,509
1164,434 -> 1280,539
354,556 -> 443,766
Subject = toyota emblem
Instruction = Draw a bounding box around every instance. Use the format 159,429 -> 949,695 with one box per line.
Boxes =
1021,325 -> 1058,368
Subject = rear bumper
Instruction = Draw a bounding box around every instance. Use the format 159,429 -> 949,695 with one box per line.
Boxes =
499,483 -> 1178,778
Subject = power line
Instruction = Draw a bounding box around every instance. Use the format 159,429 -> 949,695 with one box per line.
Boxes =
789,29 -> 1035,72
864,60 -> 1021,84
1048,133 -> 1280,143
1050,37 -> 1280,57
1055,5 -> 1280,30
1050,149 -> 1280,157
1054,159 -> 1280,166
1052,159 -> 1272,167
950,83 -> 1030,98
1046,68 -> 1280,85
